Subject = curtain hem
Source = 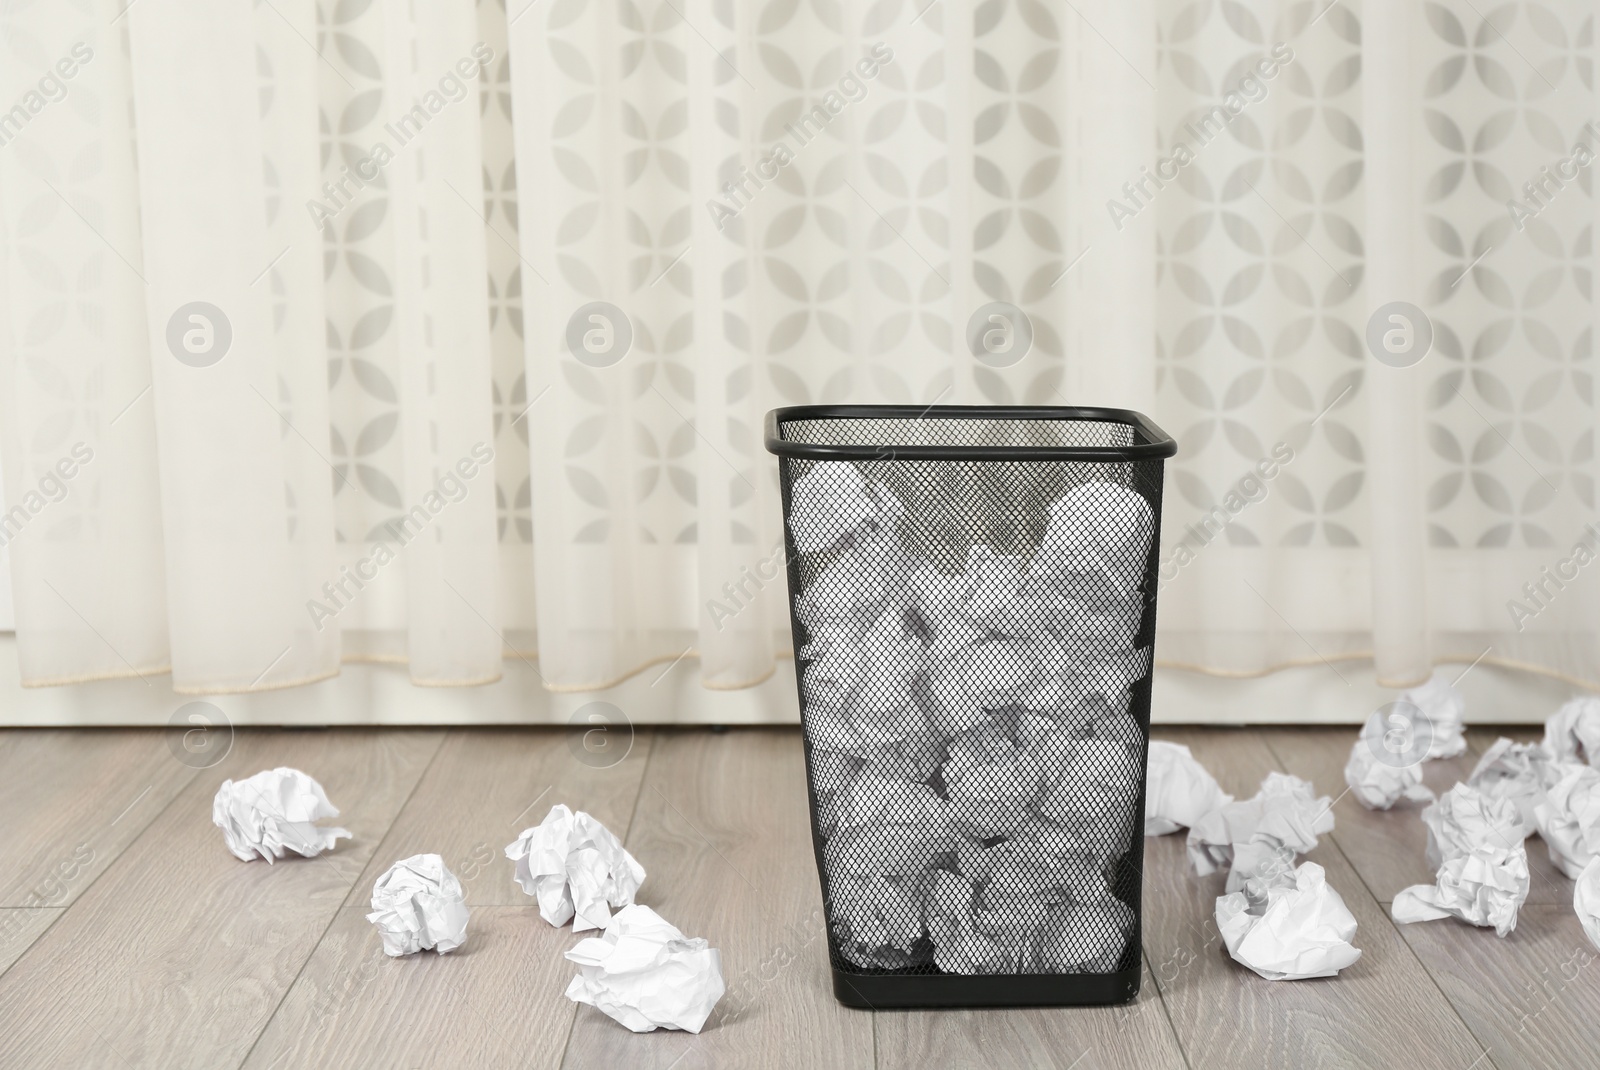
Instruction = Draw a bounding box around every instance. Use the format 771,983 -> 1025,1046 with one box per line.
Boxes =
17,648 -> 1596,697
1154,651 -> 1600,695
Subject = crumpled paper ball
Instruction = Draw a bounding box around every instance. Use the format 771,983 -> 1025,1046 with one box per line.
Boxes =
212,767 -> 351,863
928,634 -> 1079,736
1468,737 -> 1557,839
1421,783 -> 1523,870
1025,569 -> 1146,648
856,732 -> 944,783
1187,772 -> 1334,891
833,607 -> 926,728
1343,737 -> 1434,811
1037,737 -> 1141,859
505,804 -> 646,931
925,870 -> 1000,972
1144,740 -> 1232,835
1533,762 -> 1600,879
1544,696 -> 1600,766
831,873 -> 926,969
957,545 -> 1034,636
1399,669 -> 1467,759
804,692 -> 929,759
960,822 -> 1110,907
792,538 -> 900,635
1031,482 -> 1153,590
940,819 -> 1129,976
798,607 -> 930,757
1070,648 -> 1151,707
1029,899 -> 1134,974
1576,856 -> 1600,953
788,461 -> 878,553
565,904 -> 725,1033
1215,862 -> 1361,981
833,771 -> 950,830
942,722 -> 1041,839
1391,841 -> 1530,938
822,769 -> 951,866
825,819 -> 955,884
367,854 -> 469,956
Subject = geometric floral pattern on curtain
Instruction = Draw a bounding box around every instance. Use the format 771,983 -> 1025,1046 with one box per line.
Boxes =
3,0 -> 1599,697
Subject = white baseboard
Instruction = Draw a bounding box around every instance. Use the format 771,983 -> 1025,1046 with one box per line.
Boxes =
1149,658 -> 1578,727
0,635 -> 800,727
0,634 -> 1579,727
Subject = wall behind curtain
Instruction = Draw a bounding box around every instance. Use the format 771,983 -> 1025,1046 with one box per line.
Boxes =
2,0 -> 1599,700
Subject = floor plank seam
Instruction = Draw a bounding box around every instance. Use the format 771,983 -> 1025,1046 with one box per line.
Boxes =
0,910 -> 65,984
0,908 -> 63,982
618,730 -> 659,846
0,747 -> 201,984
559,731 -> 657,1070
231,907 -> 349,1070
1257,730 -> 1395,907
1138,941 -> 1195,1070
235,731 -> 448,1070
1258,729 -> 1508,1070
1388,930 -> 1505,1070
334,731 -> 449,911
1322,820 -> 1504,1070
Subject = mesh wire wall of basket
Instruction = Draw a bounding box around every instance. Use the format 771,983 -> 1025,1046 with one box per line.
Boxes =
768,407 -> 1173,988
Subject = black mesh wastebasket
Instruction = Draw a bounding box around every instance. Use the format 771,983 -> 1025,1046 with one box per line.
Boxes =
764,405 -> 1177,1009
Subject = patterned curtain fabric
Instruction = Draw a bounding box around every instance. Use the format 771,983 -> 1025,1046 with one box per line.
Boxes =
1,0 -> 1598,698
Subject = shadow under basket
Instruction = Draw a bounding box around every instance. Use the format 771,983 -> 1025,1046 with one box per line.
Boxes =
765,405 -> 1177,1010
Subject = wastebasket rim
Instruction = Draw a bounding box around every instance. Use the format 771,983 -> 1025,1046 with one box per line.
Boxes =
764,405 -> 1178,461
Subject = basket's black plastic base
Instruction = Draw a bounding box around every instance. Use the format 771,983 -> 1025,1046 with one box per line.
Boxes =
831,964 -> 1141,1009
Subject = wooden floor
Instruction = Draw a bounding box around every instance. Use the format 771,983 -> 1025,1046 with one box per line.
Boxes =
0,724 -> 1586,1069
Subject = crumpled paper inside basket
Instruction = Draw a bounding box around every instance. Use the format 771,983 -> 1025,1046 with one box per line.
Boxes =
793,537 -> 903,636
926,870 -> 1001,973
831,873 -> 926,969
779,462 -> 1160,977
1037,737 -> 1141,859
1031,482 -> 1154,590
788,461 -> 880,553
1029,899 -> 1134,974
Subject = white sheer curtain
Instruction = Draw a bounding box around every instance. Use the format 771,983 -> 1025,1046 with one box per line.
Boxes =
1151,0 -> 1600,690
2,0 -> 1599,700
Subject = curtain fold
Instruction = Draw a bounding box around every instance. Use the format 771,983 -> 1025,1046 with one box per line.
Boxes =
127,0 -> 338,691
1362,0 -> 1432,685
375,0 -> 503,684
1061,0 -> 1158,410
1153,0 -> 1600,691
0,0 -> 169,686
5,0 -> 1600,701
